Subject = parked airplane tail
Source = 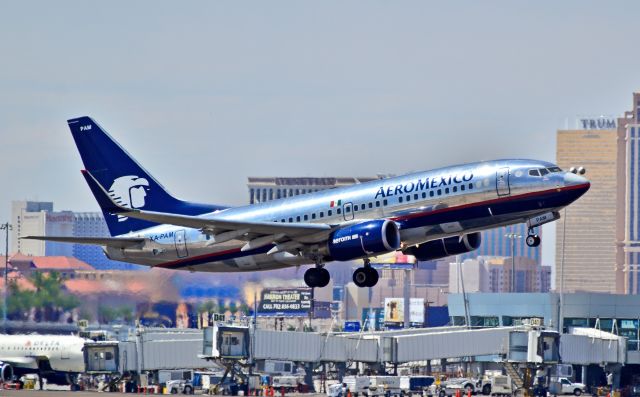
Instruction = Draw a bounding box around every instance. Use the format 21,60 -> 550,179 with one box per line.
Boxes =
68,116 -> 226,236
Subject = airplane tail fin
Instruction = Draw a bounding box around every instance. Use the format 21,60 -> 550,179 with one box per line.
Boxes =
68,116 -> 226,236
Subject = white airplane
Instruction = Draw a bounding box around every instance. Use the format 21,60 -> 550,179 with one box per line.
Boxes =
25,116 -> 590,288
0,334 -> 85,385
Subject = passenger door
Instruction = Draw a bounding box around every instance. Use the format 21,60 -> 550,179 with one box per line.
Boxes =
343,202 -> 354,221
496,167 -> 511,196
174,229 -> 188,258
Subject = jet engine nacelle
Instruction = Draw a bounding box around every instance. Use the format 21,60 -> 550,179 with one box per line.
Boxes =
0,362 -> 13,382
404,232 -> 481,261
328,219 -> 401,261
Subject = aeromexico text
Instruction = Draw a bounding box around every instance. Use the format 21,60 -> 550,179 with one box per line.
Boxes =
374,172 -> 474,199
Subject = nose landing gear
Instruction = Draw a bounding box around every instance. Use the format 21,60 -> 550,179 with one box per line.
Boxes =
352,259 -> 379,288
526,229 -> 541,247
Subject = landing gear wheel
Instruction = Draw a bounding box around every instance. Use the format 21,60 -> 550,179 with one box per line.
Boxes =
364,267 -> 379,287
353,268 -> 369,287
353,267 -> 379,287
304,267 -> 331,288
316,267 -> 330,288
526,234 -> 541,247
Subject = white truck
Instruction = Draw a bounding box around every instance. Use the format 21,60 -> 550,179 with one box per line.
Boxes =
272,375 -> 303,393
369,376 -> 402,397
553,378 -> 586,396
343,376 -> 372,397
489,375 -> 512,397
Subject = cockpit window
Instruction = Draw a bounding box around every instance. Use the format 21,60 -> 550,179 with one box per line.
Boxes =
528,169 -> 540,177
539,168 -> 549,176
547,167 -> 562,173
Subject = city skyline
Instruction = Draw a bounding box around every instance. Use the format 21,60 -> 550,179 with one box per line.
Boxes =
4,2 -> 640,273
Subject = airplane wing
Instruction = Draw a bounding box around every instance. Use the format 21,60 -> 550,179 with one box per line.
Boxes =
0,356 -> 39,368
83,170 -> 335,246
21,236 -> 146,248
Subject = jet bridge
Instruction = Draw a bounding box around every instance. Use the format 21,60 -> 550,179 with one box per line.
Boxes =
201,325 -> 562,364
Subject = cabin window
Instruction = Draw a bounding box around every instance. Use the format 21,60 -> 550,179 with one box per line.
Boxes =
376,201 -> 380,207
296,216 -> 301,222
304,214 -> 308,221
461,185 -> 465,191
430,191 -> 434,197
368,202 -> 373,208
469,183 -> 474,189
399,197 -> 403,203
406,195 -> 411,201
288,217 -> 293,222
414,194 -> 419,200
422,192 -> 427,198
445,188 -> 450,194
361,204 -> 366,210
337,208 -> 342,214
354,206 -> 359,211
453,186 -> 457,193
437,189 -> 442,195
312,213 -> 316,219
320,211 -> 324,217
328,210 -> 333,216
383,199 -> 388,205
281,219 -> 286,222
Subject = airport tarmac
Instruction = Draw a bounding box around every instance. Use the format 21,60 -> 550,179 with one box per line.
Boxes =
0,392 -> 330,397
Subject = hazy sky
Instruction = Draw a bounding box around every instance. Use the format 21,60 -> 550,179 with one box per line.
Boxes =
1,1 -> 638,269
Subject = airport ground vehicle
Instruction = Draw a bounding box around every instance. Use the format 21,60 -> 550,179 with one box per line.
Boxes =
370,376 -> 402,397
272,375 -> 303,392
400,376 -> 436,396
166,379 -> 194,394
435,379 -> 477,397
489,375 -> 512,397
556,377 -> 586,396
343,376 -> 372,396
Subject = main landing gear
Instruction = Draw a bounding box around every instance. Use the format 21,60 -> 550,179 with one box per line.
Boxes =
304,265 -> 330,288
352,259 -> 379,288
526,228 -> 541,247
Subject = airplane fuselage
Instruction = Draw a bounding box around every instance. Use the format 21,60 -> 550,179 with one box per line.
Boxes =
107,159 -> 589,272
0,334 -> 85,378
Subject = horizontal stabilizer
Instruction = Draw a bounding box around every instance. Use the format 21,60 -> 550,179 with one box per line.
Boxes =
21,236 -> 146,249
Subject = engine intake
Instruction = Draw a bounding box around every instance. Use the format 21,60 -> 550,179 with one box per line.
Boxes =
328,220 -> 401,261
404,232 -> 481,261
1,362 -> 13,383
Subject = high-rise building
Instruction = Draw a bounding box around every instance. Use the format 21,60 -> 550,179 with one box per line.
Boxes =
618,93 -> 640,294
449,256 -> 551,293
555,119 -> 620,293
247,176 -> 385,204
10,200 -> 138,270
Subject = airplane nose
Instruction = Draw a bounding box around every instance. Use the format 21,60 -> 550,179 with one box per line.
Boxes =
564,172 -> 590,197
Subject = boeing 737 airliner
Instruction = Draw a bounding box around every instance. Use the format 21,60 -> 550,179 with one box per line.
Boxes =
25,117 -> 590,288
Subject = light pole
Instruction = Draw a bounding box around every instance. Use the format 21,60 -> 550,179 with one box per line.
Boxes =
1,222 -> 11,332
505,232 -> 522,292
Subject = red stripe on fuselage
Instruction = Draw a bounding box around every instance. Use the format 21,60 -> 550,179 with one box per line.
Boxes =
154,183 -> 589,269
391,182 -> 589,222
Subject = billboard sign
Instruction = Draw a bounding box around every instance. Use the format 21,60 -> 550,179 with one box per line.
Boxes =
258,288 -> 312,317
384,298 -> 404,324
410,298 -> 425,325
